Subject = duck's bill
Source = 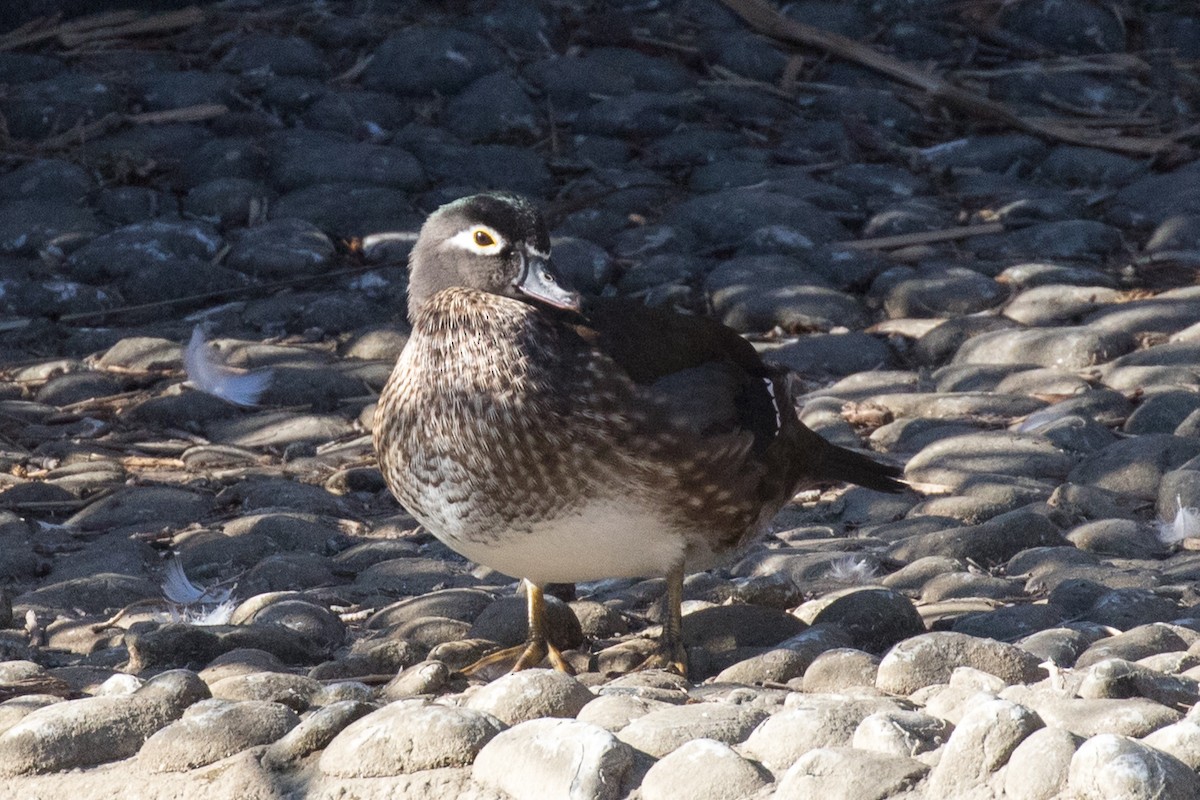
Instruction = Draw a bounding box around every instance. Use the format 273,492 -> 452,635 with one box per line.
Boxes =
516,254 -> 582,312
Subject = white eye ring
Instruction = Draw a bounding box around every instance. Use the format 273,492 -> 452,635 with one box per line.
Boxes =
447,225 -> 505,255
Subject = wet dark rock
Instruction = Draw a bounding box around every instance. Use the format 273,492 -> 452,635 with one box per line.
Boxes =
364,28 -> 503,95
920,133 -> 1048,173
302,89 -> 411,139
804,588 -> 924,653
415,143 -> 551,196
699,29 -> 787,81
758,333 -> 892,377
670,189 -> 848,251
552,237 -> 618,295
887,511 -> 1065,566
971,220 -> 1124,261
240,599 -> 346,653
920,572 -> 1025,603
182,178 -> 274,227
66,486 -> 212,533
0,159 -> 92,203
1068,519 -> 1169,560
1068,434 -> 1200,500
469,595 -> 583,651
1037,145 -> 1145,188
1111,161 -> 1200,229
35,371 -> 123,407
999,0 -> 1125,54
1080,590 -> 1184,631
367,588 -> 495,630
271,184 -> 418,238
905,431 -> 1074,487
134,70 -> 237,112
997,262 -> 1120,289
270,133 -> 424,192
237,553 -> 336,596
0,200 -> 101,257
1126,391 -> 1200,435
126,622 -> 332,672
913,315 -> 1020,367
66,220 -> 222,283
444,72 -> 539,143
1003,285 -> 1120,326
952,603 -> 1067,642
1,74 -> 119,141
704,254 -> 865,333
217,35 -> 327,77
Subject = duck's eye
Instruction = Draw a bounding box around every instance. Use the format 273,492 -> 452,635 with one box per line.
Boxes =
473,229 -> 495,247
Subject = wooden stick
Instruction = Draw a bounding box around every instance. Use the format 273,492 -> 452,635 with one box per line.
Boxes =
33,103 -> 228,151
127,103 -> 228,126
717,0 -> 1187,158
834,222 -> 1005,251
57,6 -> 204,48
0,10 -> 138,51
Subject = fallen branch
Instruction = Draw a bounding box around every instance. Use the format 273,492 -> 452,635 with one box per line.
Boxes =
127,103 -> 229,126
718,0 -> 1188,158
57,6 -> 204,48
0,9 -> 138,51
834,222 -> 1005,251
34,103 -> 228,151
0,260 -> 391,331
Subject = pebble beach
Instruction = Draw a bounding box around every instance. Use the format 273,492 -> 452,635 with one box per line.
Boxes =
1,1 -> 1200,798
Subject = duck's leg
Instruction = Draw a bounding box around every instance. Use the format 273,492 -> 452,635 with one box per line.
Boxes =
460,580 -> 573,677
636,563 -> 688,677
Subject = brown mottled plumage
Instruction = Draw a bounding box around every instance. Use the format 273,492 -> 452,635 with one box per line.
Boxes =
374,193 -> 905,677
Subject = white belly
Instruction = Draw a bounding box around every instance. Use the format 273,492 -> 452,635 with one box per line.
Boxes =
420,499 -> 694,585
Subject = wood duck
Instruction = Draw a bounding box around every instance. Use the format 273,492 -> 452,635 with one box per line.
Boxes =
374,192 -> 905,676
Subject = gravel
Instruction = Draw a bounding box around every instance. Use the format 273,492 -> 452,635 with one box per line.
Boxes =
2,0 -> 1199,797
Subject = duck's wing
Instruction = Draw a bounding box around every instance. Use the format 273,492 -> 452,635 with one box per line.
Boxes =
574,297 -> 780,453
574,297 -> 906,495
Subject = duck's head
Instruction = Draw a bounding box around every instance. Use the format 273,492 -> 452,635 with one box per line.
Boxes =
406,193 -> 581,322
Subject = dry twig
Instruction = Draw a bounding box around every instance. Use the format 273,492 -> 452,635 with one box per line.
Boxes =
718,0 -> 1189,158
835,222 -> 1005,251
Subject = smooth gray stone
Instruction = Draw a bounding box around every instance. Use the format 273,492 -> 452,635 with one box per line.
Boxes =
616,702 -> 767,758
138,698 -> 299,772
952,326 -> 1134,369
464,669 -> 594,726
639,738 -> 769,800
0,671 -> 209,776
319,699 -> 503,777
473,718 -> 636,800
926,698 -> 1042,797
742,695 -> 901,773
773,746 -> 928,800
1003,726 -> 1081,800
1066,733 -> 1200,799
876,631 -> 1046,694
